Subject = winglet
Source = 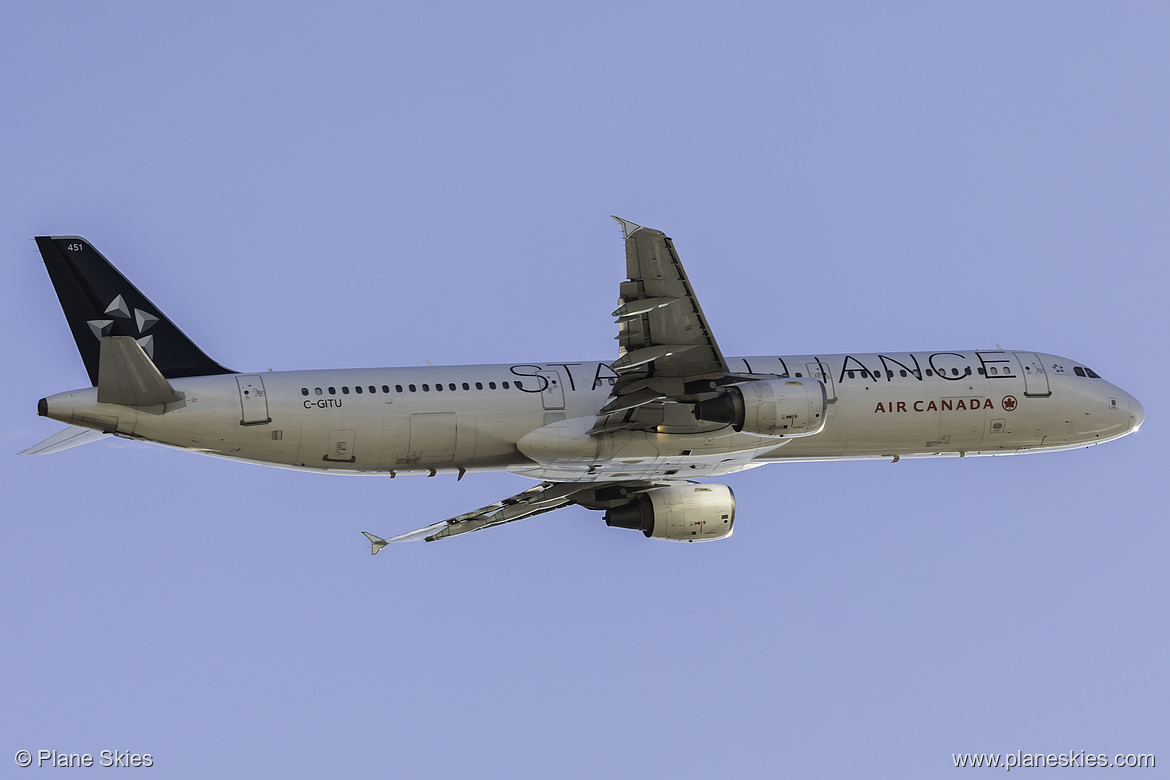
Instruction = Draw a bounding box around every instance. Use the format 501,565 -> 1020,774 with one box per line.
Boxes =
361,531 -> 389,556
611,216 -> 643,240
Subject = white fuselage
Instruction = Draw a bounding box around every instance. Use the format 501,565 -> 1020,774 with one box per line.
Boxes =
41,350 -> 1143,482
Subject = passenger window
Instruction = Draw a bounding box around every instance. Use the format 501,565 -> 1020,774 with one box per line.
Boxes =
315,387 -> 323,396
847,371 -> 855,379
370,386 -> 377,393
448,383 -> 456,391
925,370 -> 933,377
435,383 -> 443,392
795,372 -> 802,377
489,382 -> 497,389
899,370 -> 907,377
608,378 -> 616,385
886,370 -> 893,378
328,387 -> 336,395
502,381 -> 510,389
515,380 -> 523,389
409,384 -> 416,392
977,368 -> 984,375
342,386 -> 350,394
301,388 -> 309,396
355,386 -> 362,394
395,385 -> 403,393
475,382 -> 483,390
462,382 -> 470,390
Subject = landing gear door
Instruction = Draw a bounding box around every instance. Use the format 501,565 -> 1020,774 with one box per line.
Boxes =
1014,352 -> 1051,397
237,375 -> 271,425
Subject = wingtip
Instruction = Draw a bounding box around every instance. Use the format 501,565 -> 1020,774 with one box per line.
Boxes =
611,216 -> 643,239
361,531 -> 389,555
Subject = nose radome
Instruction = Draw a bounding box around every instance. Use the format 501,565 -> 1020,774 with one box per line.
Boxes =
1129,395 -> 1145,432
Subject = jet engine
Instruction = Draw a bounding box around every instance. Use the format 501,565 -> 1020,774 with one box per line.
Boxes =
604,484 -> 735,542
692,377 -> 826,438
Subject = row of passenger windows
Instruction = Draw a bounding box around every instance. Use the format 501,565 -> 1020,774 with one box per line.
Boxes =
300,380 -> 525,397
843,365 -> 1101,380
843,366 -> 1004,380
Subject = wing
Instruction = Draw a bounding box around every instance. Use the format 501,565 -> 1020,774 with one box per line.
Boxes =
611,217 -> 729,379
361,481 -> 589,552
360,479 -> 674,552
594,218 -> 762,433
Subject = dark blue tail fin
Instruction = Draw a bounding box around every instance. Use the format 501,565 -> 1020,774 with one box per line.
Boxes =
36,236 -> 233,385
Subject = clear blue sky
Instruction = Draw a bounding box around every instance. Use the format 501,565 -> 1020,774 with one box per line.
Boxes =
1,3 -> 1165,777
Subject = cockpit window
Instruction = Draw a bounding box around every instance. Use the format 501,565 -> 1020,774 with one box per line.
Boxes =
1075,366 -> 1101,378
1085,367 -> 1101,378
1074,367 -> 1085,377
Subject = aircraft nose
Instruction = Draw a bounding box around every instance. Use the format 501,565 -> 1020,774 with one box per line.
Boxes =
1128,394 -> 1145,432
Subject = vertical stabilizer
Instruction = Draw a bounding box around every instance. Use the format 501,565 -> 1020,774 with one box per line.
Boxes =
36,236 -> 233,386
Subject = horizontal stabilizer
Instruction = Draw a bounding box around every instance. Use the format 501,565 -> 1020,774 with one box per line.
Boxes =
21,425 -> 109,455
97,336 -> 184,406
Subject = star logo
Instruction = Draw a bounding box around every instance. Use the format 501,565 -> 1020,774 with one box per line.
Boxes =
1052,364 -> 1065,374
86,296 -> 160,359
1002,395 -> 1018,412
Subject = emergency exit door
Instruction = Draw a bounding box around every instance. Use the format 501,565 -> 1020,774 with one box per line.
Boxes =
804,360 -> 836,403
536,370 -> 565,409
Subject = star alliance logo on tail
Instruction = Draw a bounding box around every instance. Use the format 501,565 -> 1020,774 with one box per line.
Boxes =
86,295 -> 160,359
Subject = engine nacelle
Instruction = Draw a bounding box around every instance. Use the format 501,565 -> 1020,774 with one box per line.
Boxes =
604,484 -> 736,542
693,377 -> 826,438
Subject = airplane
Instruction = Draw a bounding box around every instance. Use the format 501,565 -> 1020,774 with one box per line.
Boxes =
26,218 -> 1144,551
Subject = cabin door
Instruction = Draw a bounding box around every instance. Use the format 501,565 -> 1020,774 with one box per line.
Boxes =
236,375 -> 271,425
1014,352 -> 1051,397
